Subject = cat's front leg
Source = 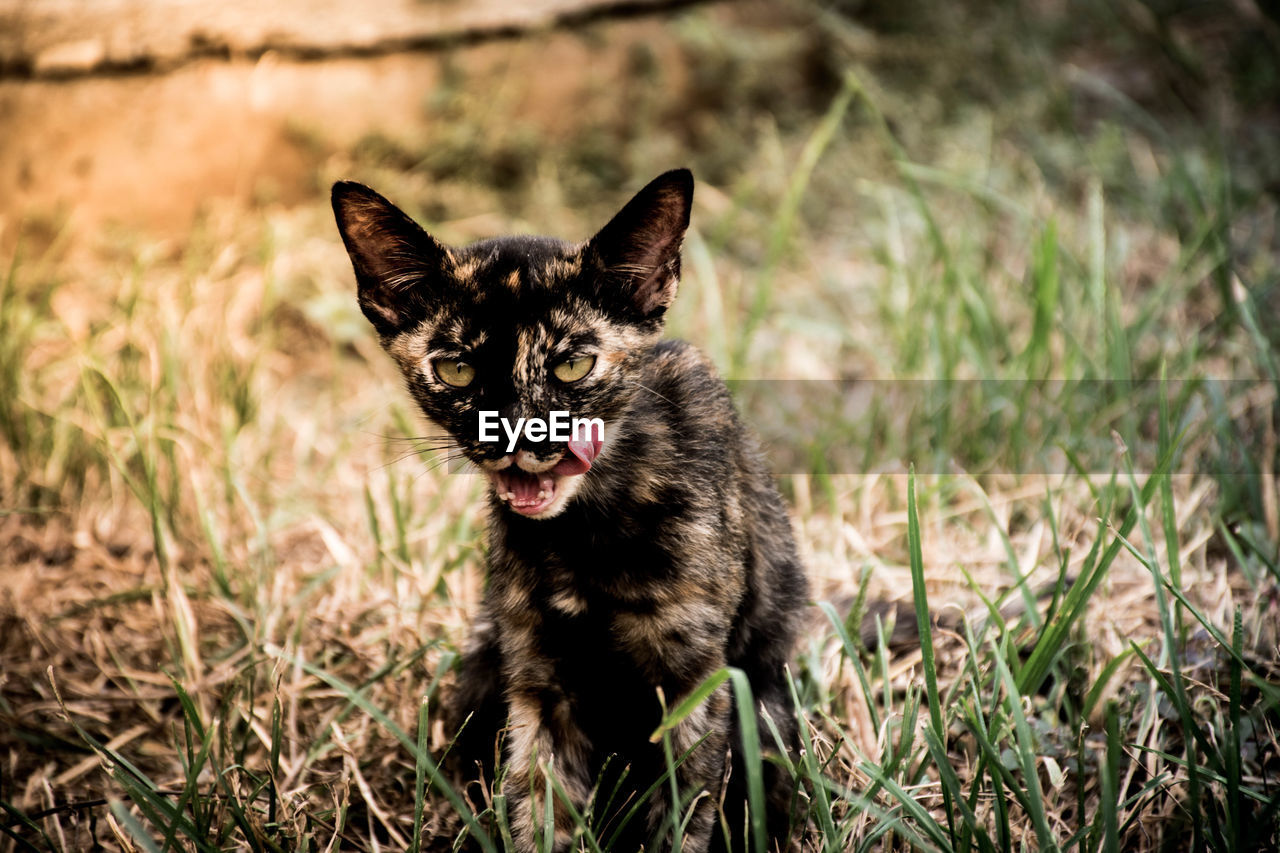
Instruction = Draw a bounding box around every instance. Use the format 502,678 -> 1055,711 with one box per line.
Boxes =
503,686 -> 594,853
612,600 -> 736,853
446,607 -> 507,796
647,677 -> 733,853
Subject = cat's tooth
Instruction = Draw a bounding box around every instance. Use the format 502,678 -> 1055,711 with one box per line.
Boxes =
537,490 -> 546,499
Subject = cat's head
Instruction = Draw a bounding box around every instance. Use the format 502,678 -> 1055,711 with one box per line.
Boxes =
332,170 -> 693,519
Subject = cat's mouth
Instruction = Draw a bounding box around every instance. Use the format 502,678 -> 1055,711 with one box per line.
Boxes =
487,436 -> 603,518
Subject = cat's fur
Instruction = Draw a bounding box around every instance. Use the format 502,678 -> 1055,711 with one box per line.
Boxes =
333,170 -> 809,852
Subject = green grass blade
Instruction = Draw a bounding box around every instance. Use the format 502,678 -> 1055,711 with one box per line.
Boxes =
1098,701 -> 1120,853
818,600 -> 881,734
961,704 -> 1037,836
727,668 -> 767,853
787,670 -> 837,848
853,760 -> 952,851
602,735 -> 708,851
1126,640 -> 1223,763
1018,442 -> 1175,697
1025,220 -> 1061,379
411,695 -> 429,853
545,772 -> 604,853
992,650 -> 1057,852
541,756 -> 555,853
906,468 -> 954,845
907,469 -> 942,743
0,800 -> 57,852
110,800 -> 164,853
1081,643 -> 1146,721
649,668 -> 730,742
1226,607 -> 1243,849
734,72 -> 856,371
921,727 -> 996,853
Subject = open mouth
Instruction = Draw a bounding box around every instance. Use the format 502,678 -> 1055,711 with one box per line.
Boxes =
487,435 -> 603,517
490,468 -> 562,516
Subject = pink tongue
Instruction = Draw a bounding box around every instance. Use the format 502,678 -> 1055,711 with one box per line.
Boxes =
552,436 -> 602,476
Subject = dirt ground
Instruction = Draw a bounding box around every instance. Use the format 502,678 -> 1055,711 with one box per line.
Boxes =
0,0 -> 707,246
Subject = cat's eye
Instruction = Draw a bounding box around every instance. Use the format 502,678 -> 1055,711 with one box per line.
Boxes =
434,359 -> 476,388
553,355 -> 596,384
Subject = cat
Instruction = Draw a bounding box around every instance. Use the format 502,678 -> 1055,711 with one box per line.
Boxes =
332,169 -> 809,852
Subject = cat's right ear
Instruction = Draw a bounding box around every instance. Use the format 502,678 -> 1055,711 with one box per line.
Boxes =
586,169 -> 694,322
331,181 -> 448,336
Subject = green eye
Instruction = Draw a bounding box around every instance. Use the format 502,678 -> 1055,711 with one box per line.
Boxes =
434,359 -> 475,388
553,354 -> 596,383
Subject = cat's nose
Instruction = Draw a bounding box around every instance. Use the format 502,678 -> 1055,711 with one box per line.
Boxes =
514,449 -> 559,473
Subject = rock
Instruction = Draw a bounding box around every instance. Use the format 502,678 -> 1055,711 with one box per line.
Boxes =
33,38 -> 106,76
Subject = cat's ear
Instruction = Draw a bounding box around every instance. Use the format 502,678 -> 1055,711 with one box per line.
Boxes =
586,169 -> 693,320
332,181 -> 448,336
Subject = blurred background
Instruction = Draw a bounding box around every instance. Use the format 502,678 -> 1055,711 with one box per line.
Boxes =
1,0 -> 1279,850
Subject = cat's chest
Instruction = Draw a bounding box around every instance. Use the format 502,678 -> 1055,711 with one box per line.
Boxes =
490,506 -> 735,683
499,510 -> 687,596
494,543 -> 680,677
530,557 -> 664,633
527,592 -> 674,723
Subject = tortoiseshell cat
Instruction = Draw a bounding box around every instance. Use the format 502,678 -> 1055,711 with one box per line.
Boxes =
333,170 -> 808,852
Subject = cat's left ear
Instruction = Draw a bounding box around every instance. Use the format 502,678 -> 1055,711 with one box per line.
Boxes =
586,169 -> 693,320
332,181 -> 449,336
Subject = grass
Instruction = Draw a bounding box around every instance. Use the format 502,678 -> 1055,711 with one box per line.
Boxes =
2,0 -> 1279,850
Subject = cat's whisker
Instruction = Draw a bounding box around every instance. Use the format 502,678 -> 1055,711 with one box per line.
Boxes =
377,442 -> 469,472
626,379 -> 678,407
380,434 -> 457,446
374,454 -> 416,473
412,452 -> 479,482
364,426 -> 451,440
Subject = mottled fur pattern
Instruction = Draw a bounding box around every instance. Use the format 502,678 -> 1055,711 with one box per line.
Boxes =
333,171 -> 808,852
